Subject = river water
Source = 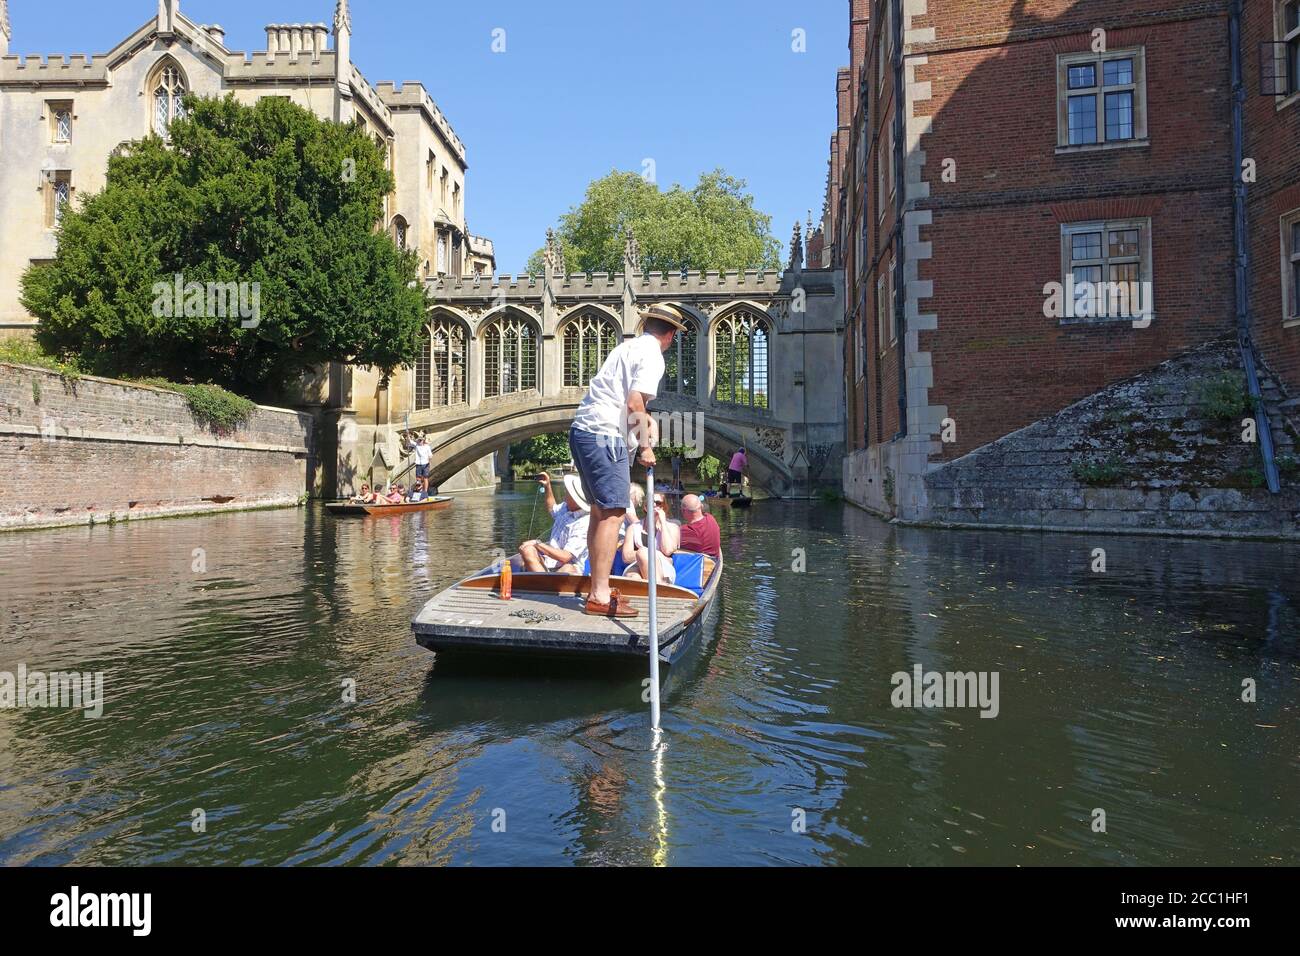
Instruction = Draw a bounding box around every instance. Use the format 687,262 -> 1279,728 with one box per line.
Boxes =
0,491 -> 1295,866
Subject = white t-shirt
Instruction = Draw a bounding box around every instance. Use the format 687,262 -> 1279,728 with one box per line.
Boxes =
546,502 -> 590,569
571,334 -> 665,439
412,443 -> 433,466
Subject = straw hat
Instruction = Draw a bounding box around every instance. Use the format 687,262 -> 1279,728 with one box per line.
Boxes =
562,474 -> 591,512
638,302 -> 690,333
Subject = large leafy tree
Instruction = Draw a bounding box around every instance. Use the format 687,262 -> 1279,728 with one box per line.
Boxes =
526,169 -> 781,276
22,95 -> 425,398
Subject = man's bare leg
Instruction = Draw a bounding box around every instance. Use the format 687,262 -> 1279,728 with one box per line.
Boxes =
518,542 -> 546,572
586,504 -> 624,604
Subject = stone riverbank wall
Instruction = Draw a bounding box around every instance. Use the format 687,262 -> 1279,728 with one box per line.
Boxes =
0,362 -> 314,531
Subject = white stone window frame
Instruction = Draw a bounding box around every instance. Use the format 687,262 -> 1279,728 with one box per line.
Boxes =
149,62 -> 188,138
876,271 -> 891,356
876,0 -> 892,95
1055,47 -> 1148,153
48,101 -> 74,144
877,118 -> 891,223
1282,208 -> 1300,327
1276,0 -> 1300,111
46,170 -> 73,230
1059,217 -> 1155,325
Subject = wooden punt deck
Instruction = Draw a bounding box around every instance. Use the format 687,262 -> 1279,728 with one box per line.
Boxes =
413,557 -> 721,665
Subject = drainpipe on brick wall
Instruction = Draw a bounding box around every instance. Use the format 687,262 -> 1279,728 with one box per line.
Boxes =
1230,0 -> 1281,493
891,0 -> 908,441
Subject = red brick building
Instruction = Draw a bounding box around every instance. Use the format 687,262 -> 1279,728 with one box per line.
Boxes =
1247,0 -> 1300,390
826,0 -> 1296,520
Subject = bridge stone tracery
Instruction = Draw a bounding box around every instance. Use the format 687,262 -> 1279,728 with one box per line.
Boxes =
337,232 -> 845,497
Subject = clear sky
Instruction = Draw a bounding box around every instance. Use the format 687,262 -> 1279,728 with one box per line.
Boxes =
9,0 -> 847,274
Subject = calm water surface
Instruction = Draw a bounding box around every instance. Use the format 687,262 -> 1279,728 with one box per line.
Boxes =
0,491 -> 1296,865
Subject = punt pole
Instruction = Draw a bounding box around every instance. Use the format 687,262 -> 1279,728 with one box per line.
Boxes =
646,467 -> 662,733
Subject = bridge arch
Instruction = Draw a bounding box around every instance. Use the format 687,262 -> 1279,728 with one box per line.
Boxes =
425,398 -> 793,496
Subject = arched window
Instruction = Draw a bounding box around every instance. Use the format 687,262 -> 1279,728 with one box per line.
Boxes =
415,317 -> 468,410
561,311 -> 620,387
713,309 -> 771,409
663,316 -> 699,397
150,62 -> 187,136
392,216 -> 409,250
483,313 -> 539,397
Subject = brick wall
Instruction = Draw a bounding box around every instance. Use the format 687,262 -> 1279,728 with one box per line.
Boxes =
1244,0 -> 1300,393
0,363 -> 313,530
837,2 -> 1237,464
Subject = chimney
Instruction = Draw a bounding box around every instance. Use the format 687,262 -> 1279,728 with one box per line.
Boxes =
313,24 -> 329,62
205,24 -> 226,46
266,25 -> 280,54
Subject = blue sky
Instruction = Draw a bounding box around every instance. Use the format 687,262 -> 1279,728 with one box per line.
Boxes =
10,0 -> 847,273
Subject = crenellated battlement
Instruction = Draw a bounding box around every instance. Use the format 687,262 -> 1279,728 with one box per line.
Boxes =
426,269 -> 786,300
375,81 -> 466,160
0,53 -> 110,82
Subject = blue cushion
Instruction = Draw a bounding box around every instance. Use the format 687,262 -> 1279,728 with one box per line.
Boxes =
583,554 -> 630,576
672,552 -> 706,596
582,553 -> 704,596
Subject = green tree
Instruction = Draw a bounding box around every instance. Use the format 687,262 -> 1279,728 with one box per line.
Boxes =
510,433 -> 572,468
526,169 -> 781,276
22,95 -> 425,398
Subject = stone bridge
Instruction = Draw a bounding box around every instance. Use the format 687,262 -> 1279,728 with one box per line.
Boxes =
333,233 -> 845,497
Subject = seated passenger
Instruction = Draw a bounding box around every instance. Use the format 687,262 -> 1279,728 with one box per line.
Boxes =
621,489 -> 680,585
352,483 -> 372,503
677,494 -> 722,558
510,473 -> 591,574
381,485 -> 405,505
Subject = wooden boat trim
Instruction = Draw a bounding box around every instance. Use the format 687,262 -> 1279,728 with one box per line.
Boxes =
460,572 -> 701,602
326,497 -> 454,516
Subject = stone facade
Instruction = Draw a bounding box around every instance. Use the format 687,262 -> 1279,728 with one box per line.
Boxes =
0,0 -> 497,488
0,361 -> 314,530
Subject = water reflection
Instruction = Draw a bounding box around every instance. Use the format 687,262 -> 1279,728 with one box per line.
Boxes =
0,493 -> 1295,866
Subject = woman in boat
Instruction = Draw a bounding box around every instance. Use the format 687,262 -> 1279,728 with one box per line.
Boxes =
352,483 -> 372,504
620,487 -> 679,585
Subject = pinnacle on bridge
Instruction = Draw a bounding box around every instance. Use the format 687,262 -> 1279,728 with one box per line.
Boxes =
623,228 -> 642,276
790,221 -> 804,271
545,228 -> 566,276
334,0 -> 352,34
0,0 -> 11,43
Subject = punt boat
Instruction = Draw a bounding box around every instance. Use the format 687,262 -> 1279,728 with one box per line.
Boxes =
326,496 -> 454,517
412,552 -> 722,666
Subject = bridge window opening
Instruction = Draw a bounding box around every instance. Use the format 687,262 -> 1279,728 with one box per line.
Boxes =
415,318 -> 467,410
562,313 -> 619,387
484,316 -> 538,397
663,318 -> 699,396
713,309 -> 771,409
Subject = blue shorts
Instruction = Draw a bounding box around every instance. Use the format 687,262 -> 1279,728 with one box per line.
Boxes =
569,426 -> 629,511
415,464 -> 430,478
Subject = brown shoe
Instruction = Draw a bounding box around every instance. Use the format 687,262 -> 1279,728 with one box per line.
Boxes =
584,588 -> 639,618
